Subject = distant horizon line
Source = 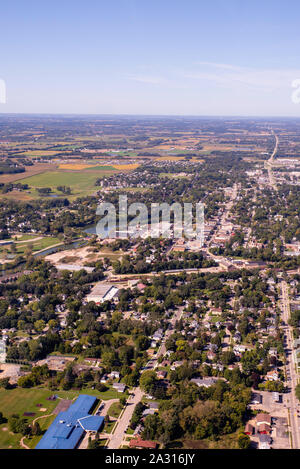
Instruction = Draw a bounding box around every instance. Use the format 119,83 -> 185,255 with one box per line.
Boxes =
0,112 -> 300,120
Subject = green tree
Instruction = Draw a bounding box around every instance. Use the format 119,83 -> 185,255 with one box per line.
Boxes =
238,433 -> 251,449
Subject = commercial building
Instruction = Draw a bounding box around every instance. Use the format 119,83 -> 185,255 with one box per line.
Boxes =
86,282 -> 119,304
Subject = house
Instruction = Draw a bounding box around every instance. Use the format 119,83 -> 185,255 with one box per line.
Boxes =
152,329 -> 163,342
233,344 -> 247,353
110,371 -> 120,380
265,370 -> 279,382
190,377 -> 220,388
207,351 -> 216,361
157,370 -> 167,379
133,424 -> 143,436
129,437 -> 158,449
148,402 -> 159,411
172,245 -> 186,253
112,383 -> 126,393
170,361 -> 183,370
212,363 -> 224,372
244,423 -> 254,435
257,423 -> 271,435
142,409 -> 156,417
256,413 -> 272,427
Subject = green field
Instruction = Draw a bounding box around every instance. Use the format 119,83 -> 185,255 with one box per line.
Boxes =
24,414 -> 56,449
107,401 -> 123,419
15,234 -> 39,242
16,237 -> 61,254
0,387 -> 59,449
21,170 -> 117,199
0,236 -> 62,258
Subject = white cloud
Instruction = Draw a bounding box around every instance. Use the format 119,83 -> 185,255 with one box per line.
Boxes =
182,62 -> 300,91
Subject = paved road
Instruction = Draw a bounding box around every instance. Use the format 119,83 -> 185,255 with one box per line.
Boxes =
107,387 -> 144,449
281,280 -> 300,448
265,131 -> 278,191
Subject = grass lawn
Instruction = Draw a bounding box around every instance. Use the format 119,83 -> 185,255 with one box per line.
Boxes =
23,414 -> 56,449
0,387 -> 59,449
103,420 -> 115,434
14,234 -> 39,241
107,401 -> 123,419
15,237 -> 62,254
53,386 -> 122,401
0,237 -> 62,257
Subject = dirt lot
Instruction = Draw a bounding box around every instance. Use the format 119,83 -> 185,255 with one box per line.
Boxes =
53,399 -> 73,415
0,364 -> 21,383
45,244 -> 123,266
45,246 -> 101,265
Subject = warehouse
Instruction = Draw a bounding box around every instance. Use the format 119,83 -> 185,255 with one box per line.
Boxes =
86,282 -> 119,304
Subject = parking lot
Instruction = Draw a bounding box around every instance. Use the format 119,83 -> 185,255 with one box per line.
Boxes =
248,390 -> 291,449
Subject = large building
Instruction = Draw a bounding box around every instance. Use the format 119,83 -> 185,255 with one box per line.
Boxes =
86,282 -> 119,304
35,395 -> 104,449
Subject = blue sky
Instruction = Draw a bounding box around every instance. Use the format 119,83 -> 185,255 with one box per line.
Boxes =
1,0 -> 300,116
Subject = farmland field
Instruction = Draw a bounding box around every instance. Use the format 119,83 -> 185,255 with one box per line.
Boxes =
20,169 -> 118,199
58,164 -> 117,171
0,163 -> 57,185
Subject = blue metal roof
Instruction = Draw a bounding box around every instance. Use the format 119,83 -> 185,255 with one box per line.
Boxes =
68,394 -> 97,414
35,395 -> 103,450
78,415 -> 104,432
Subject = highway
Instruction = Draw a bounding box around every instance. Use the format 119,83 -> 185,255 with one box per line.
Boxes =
280,280 -> 300,448
265,131 -> 278,191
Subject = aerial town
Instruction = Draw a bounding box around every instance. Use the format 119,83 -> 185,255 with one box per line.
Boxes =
0,115 -> 300,450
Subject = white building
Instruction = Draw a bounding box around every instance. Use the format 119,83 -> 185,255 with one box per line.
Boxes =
86,282 -> 119,304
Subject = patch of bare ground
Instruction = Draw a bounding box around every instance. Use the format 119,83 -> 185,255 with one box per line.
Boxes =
0,163 -> 57,184
59,256 -> 80,264
183,440 -> 209,449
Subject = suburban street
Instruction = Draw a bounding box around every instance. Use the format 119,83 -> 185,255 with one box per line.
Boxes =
105,305 -> 184,449
106,387 -> 144,449
280,280 -> 300,448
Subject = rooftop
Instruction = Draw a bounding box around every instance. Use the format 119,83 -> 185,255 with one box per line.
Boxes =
35,395 -> 103,449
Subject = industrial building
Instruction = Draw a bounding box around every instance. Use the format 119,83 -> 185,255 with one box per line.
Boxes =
35,394 -> 104,449
86,282 -> 119,304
